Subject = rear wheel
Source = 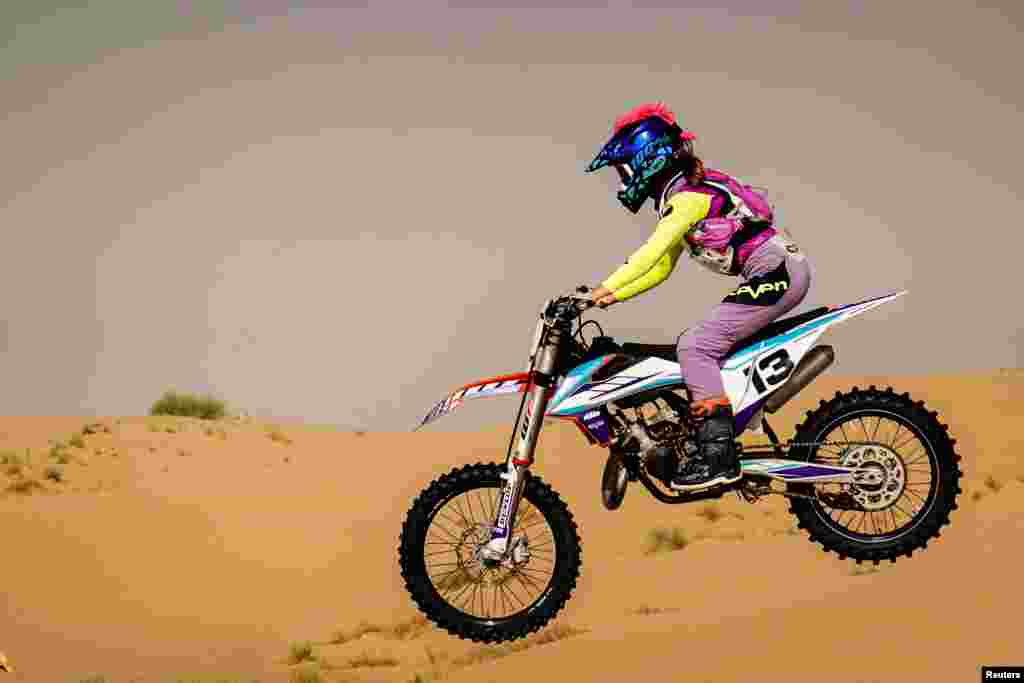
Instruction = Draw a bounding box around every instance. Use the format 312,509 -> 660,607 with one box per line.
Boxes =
787,386 -> 962,563
398,463 -> 582,643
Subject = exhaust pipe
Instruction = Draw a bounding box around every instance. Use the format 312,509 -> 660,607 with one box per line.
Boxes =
764,345 -> 835,414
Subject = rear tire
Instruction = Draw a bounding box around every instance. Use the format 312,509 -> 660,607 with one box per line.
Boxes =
398,462 -> 582,643
787,386 -> 962,564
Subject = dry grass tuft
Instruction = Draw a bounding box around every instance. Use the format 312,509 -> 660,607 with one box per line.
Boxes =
287,641 -> 316,665
49,443 -> 72,464
0,450 -> 22,465
44,466 -> 63,483
983,475 -> 1002,492
645,527 -> 689,555
2,450 -> 29,476
204,426 -> 229,440
7,477 -> 43,494
68,433 -> 86,449
629,604 -> 681,616
288,665 -> 321,683
697,504 -> 723,522
267,426 -> 293,445
452,624 -> 588,667
330,620 -> 383,645
330,614 -> 431,648
82,422 -> 111,435
344,652 -> 400,669
151,390 -> 228,420
391,614 -> 431,640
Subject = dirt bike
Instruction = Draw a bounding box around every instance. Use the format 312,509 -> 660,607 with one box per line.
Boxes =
399,287 -> 962,643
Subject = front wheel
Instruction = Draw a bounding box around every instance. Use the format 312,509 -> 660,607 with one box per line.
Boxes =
787,386 -> 962,564
398,463 -> 582,643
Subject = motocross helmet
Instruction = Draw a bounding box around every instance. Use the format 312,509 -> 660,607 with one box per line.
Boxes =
585,102 -> 696,214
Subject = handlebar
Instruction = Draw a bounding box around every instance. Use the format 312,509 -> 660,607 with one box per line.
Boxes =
542,286 -> 596,324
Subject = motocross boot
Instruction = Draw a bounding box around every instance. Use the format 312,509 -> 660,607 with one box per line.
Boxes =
670,398 -> 742,492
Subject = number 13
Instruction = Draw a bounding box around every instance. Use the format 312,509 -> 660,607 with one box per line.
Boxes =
742,348 -> 795,395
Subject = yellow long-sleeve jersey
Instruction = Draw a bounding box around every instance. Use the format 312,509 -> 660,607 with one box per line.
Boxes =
601,192 -> 712,301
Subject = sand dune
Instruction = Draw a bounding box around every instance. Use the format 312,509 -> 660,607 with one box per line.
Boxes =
0,372 -> 1020,681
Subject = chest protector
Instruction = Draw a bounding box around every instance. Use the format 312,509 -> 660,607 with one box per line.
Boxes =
661,169 -> 778,276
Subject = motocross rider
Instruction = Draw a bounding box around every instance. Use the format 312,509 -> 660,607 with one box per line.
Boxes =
585,102 -> 811,492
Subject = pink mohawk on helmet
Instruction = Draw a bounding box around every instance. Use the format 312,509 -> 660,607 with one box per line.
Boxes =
612,101 -> 697,140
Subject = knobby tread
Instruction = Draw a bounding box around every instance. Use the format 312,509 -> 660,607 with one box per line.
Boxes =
398,462 -> 582,643
786,386 -> 962,564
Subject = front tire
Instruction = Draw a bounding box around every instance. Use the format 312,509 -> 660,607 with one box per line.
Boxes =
787,386 -> 962,564
398,463 -> 582,643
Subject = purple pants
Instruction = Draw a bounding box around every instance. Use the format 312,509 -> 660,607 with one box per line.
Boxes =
677,237 -> 811,402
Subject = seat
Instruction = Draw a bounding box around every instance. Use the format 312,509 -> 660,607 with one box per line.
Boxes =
620,342 -> 679,362
619,306 -> 831,363
725,306 -> 830,357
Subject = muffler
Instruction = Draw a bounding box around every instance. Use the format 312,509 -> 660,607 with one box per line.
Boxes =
764,345 -> 835,414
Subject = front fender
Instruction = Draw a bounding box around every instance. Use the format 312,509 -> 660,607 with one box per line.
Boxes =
415,373 -> 530,430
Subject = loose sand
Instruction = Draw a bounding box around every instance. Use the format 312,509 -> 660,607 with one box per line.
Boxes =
1,372 -> 1020,681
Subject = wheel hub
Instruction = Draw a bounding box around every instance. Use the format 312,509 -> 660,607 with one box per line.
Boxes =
840,444 -> 906,511
469,525 -> 531,573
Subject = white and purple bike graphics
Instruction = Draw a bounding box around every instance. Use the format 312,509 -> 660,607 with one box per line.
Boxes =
400,288 -> 962,643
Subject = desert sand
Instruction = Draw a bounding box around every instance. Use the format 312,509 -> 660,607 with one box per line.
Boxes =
1,372 -> 1021,682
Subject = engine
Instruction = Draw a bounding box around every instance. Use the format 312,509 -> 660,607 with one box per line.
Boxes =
609,392 -> 698,487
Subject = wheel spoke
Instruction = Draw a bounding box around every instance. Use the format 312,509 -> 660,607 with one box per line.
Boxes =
806,411 -> 939,543
420,486 -> 558,621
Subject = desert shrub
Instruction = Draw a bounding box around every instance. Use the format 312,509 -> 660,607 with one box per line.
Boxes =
0,450 -> 24,466
645,527 -> 689,554
50,444 -> 72,464
289,666 -> 321,683
44,466 -> 63,482
150,390 -> 227,420
287,641 -> 315,665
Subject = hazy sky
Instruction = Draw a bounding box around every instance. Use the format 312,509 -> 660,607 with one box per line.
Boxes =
1,1 -> 1021,429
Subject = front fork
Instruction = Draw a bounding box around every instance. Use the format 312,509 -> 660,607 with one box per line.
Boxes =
482,327 -> 562,559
